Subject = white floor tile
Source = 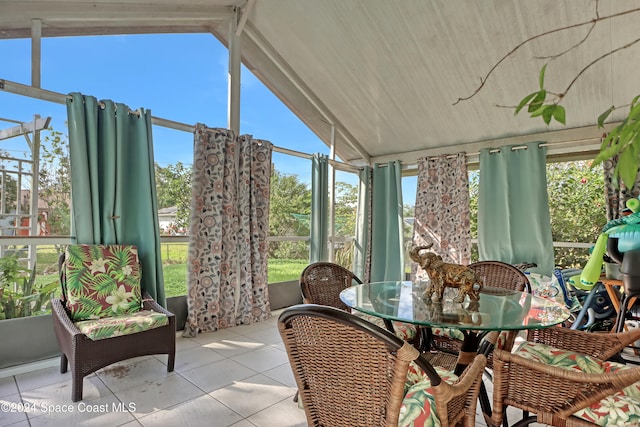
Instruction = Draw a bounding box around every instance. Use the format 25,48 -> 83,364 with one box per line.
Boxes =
231,346 -> 289,373
232,320 -> 276,336
0,377 -> 18,399
261,363 -> 297,389
191,328 -> 243,345
173,346 -> 226,373
115,373 -> 204,418
14,365 -> 71,393
229,420 -> 258,427
21,375 -> 112,415
27,394 -> 136,427
202,336 -> 267,358
209,374 -> 296,418
180,358 -> 258,393
136,394 -> 243,427
245,396 -> 307,427
97,357 -> 173,393
239,327 -> 284,346
0,393 -> 28,426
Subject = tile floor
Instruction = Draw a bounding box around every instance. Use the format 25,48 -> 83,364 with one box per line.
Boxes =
0,309 -> 540,427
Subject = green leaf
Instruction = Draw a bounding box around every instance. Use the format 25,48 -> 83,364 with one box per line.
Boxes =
597,106 -> 615,128
594,143 -> 621,166
38,281 -> 59,294
619,122 -> 636,146
515,92 -> 539,115
617,144 -> 639,188
529,105 -> 547,118
527,90 -> 547,113
539,64 -> 548,90
552,105 -> 566,124
542,105 -> 554,125
627,101 -> 640,122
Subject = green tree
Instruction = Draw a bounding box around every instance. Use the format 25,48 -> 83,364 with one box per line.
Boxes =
334,181 -> 357,236
546,161 -> 606,268
333,180 -> 358,268
154,162 -> 192,231
0,172 -> 18,215
269,168 -> 311,259
0,148 -> 19,218
39,128 -> 71,236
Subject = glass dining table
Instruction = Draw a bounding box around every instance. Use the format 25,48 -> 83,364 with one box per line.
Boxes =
339,280 -> 571,371
340,280 -> 572,421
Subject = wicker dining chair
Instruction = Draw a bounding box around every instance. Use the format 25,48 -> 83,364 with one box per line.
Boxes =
279,304 -> 488,427
489,327 -> 640,427
299,262 -> 418,342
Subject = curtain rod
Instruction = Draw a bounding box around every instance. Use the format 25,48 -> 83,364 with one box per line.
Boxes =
410,138 -> 602,161
484,139 -> 599,155
0,78 -> 359,171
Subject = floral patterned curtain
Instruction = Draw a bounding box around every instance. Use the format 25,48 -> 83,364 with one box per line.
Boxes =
183,125 -> 272,337
412,153 -> 470,279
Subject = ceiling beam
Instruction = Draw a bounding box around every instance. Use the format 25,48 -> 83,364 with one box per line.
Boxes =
0,117 -> 51,141
0,2 -> 234,21
371,122 -> 617,167
0,2 -> 234,39
31,19 -> 41,88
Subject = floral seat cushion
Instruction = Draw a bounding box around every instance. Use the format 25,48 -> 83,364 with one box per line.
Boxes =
432,328 -> 512,350
75,310 -> 169,340
513,341 -> 640,426
355,312 -> 418,341
431,327 -> 465,341
399,364 -> 459,426
64,245 -> 143,321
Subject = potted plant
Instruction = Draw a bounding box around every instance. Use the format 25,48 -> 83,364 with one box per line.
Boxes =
0,253 -> 61,369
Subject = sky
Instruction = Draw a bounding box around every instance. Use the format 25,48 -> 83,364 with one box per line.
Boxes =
0,33 -> 416,204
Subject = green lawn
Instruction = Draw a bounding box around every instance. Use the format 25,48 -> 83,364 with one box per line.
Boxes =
27,245 -> 308,298
163,258 -> 309,297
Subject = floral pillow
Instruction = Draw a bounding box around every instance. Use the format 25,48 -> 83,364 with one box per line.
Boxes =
64,245 -> 142,321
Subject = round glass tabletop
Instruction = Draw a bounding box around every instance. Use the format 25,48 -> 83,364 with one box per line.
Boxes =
339,281 -> 571,331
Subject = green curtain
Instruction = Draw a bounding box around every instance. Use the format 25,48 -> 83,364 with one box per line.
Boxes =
478,142 -> 554,275
310,153 -> 329,263
370,161 -> 405,282
66,92 -> 165,305
353,166 -> 372,282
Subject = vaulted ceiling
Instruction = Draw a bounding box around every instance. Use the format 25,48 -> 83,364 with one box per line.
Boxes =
2,0 -> 639,166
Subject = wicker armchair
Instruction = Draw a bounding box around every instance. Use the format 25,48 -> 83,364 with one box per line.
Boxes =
278,304 -> 488,427
489,327 -> 640,427
52,245 -> 176,401
299,262 -> 418,342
